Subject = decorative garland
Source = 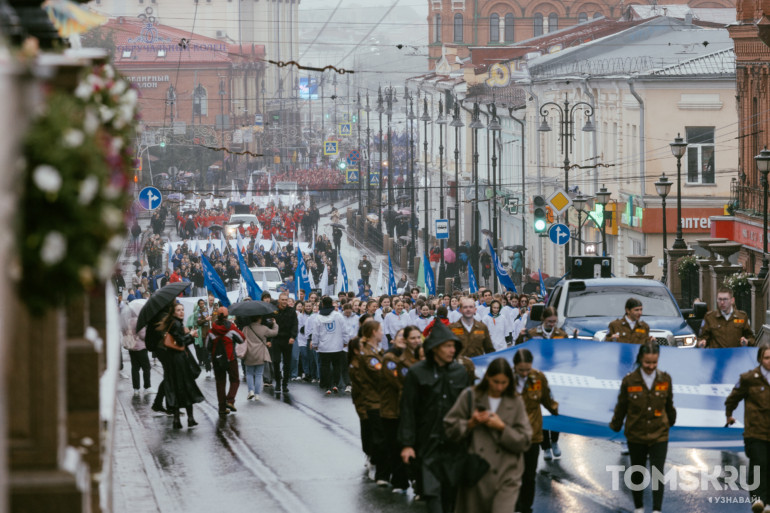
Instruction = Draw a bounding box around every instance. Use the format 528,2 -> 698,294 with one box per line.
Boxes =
18,64 -> 139,314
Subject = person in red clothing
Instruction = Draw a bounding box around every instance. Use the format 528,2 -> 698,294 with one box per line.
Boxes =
168,268 -> 182,283
206,307 -> 246,417
422,305 -> 450,338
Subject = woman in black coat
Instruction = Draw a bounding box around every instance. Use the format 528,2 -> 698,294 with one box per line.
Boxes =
156,302 -> 205,429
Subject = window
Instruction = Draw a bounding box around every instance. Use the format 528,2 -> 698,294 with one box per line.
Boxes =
504,14 -> 514,41
593,12 -> 603,19
434,14 -> 441,43
454,14 -> 463,42
534,13 -> 543,36
548,13 -> 558,32
578,12 -> 588,23
157,49 -> 166,57
193,86 -> 208,116
489,13 -> 499,42
686,127 -> 715,184
122,50 -> 131,58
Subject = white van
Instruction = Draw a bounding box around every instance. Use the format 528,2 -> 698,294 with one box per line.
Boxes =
248,266 -> 285,298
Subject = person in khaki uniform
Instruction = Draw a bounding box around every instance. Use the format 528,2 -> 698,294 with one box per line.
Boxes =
607,298 -> 654,344
725,344 -> 770,513
513,349 -> 559,513
448,297 -> 495,357
698,287 -> 755,348
514,306 -> 568,345
610,342 -> 676,513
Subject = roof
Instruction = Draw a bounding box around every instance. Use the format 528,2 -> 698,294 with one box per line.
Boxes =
626,5 -> 736,25
104,17 -> 264,65
646,47 -> 735,77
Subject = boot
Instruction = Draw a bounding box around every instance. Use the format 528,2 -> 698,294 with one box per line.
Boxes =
172,410 -> 182,429
187,407 -> 198,428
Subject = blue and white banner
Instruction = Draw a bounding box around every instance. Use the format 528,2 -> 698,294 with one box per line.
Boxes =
339,255 -> 349,293
468,259 -> 478,293
471,339 -> 756,451
538,269 -> 547,298
236,232 -> 262,299
295,248 -> 312,296
423,251 -> 436,296
200,254 -> 231,307
488,240 -> 517,293
387,252 -> 398,296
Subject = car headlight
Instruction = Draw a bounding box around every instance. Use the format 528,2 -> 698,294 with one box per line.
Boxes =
674,334 -> 697,347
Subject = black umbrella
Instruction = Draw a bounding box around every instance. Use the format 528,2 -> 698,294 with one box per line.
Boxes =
135,282 -> 189,332
481,229 -> 493,237
209,224 -> 224,231
229,300 -> 277,317
330,223 -> 346,230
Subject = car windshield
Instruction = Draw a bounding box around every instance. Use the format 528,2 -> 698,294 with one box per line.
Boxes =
251,270 -> 282,283
565,285 -> 680,318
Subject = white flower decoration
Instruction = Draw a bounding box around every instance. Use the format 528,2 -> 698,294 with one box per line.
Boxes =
40,231 -> 67,265
102,206 -> 123,229
62,129 -> 84,148
84,108 -> 99,134
78,176 -> 99,205
111,79 -> 127,95
99,105 -> 115,123
74,81 -> 91,100
32,165 -> 62,194
97,250 -> 116,280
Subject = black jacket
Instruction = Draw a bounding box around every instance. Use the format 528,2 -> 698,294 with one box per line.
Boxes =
274,305 -> 298,343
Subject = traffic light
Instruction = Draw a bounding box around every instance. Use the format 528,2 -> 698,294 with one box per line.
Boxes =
338,160 -> 347,170
533,195 -> 547,233
352,114 -> 357,123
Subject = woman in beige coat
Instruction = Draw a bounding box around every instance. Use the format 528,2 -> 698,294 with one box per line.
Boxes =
444,357 -> 532,513
242,316 -> 278,401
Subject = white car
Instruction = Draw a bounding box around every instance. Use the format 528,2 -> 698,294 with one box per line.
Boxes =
248,266 -> 286,299
225,214 -> 260,238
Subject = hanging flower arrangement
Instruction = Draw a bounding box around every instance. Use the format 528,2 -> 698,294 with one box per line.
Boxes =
676,255 -> 699,280
17,64 -> 139,314
723,272 -> 753,296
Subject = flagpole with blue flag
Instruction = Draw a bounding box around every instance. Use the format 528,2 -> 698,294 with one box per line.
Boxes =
467,259 -> 478,293
295,247 -> 312,297
538,269 -> 547,298
387,252 -> 397,295
488,240 -> 517,293
236,232 -> 263,299
200,254 -> 231,307
338,254 -> 349,293
423,251 -> 436,296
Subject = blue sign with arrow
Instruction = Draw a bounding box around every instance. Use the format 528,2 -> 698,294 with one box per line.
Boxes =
548,223 -> 570,246
138,186 -> 162,211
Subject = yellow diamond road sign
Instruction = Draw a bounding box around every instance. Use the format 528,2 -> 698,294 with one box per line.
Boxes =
547,189 -> 572,214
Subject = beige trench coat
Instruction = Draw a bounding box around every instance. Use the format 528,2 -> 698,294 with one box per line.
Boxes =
444,387 -> 532,513
242,321 -> 277,366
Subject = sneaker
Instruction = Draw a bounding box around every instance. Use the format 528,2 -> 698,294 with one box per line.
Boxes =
332,387 -> 339,394
151,404 -> 168,414
133,389 -> 140,395
311,378 -> 319,383
219,410 -> 230,418
345,385 -> 352,393
392,488 -> 405,494
206,371 -> 213,379
326,389 -> 332,395
633,509 -> 644,513
376,480 -> 389,487
226,402 -> 237,412
264,382 -> 274,388
543,448 -> 553,461
551,441 -> 562,458
620,442 -> 629,456
291,377 -> 302,382
752,501 -> 766,513
247,391 -> 255,400
253,394 -> 260,401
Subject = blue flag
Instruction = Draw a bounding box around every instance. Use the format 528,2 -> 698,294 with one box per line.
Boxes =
423,251 -> 436,296
538,269 -> 547,298
200,253 -> 230,307
296,248 -> 312,296
488,240 -> 517,293
339,255 -> 349,293
167,242 -> 173,268
387,252 -> 397,295
467,259 -> 478,293
237,233 -> 262,299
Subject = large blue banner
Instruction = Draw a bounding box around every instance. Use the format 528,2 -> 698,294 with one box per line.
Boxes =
471,339 -> 757,451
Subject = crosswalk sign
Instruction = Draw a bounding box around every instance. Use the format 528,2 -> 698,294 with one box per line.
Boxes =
339,123 -> 352,137
369,170 -> 380,185
346,168 -> 359,184
342,113 -> 350,122
324,140 -> 338,155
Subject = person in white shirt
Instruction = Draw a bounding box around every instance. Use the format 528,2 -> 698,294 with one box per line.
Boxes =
447,296 -> 462,323
413,303 -> 434,333
383,299 -> 410,350
305,302 -> 320,382
311,296 -> 348,394
481,300 -> 512,351
474,289 -> 493,321
374,296 -> 392,323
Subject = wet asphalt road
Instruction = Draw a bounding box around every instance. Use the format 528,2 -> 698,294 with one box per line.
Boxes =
112,361 -> 755,513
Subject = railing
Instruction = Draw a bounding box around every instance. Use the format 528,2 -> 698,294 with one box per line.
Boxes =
732,182 -> 763,215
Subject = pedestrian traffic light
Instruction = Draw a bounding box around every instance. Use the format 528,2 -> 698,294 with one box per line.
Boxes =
338,160 -> 346,170
533,195 -> 547,233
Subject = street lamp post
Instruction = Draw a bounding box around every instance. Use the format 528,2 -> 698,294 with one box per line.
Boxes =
436,100 -> 447,293
755,147 -> 770,278
595,184 -> 612,257
571,193 -> 594,256
421,98 -> 431,265
451,101 -> 464,252
655,174 -> 673,284
376,87 -> 384,229
356,93 -> 362,214
408,93 -> 417,272
219,78 -> 226,184
487,104 -> 502,292
538,95 -> 595,271
365,93 -> 372,215
470,103 -> 485,278
385,87 -> 395,237
670,133 -> 688,249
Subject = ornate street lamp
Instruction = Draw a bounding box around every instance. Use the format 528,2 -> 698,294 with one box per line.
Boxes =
450,100 -> 464,249
670,133 -> 688,250
487,103 -> 502,292
755,147 -> 770,278
655,174 -> 673,284
421,97 -> 431,262
595,184 -> 612,257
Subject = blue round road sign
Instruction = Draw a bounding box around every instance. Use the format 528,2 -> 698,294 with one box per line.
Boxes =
548,223 -> 570,245
138,186 -> 162,211
347,150 -> 360,166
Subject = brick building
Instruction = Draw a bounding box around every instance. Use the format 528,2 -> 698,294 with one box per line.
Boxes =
426,0 -> 736,69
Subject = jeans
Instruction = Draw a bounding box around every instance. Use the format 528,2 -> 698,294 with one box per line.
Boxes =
745,438 -> 770,505
128,348 -> 151,390
300,346 -> 319,380
214,359 -> 240,412
269,341 -> 293,388
244,364 -> 265,396
319,351 -> 343,391
627,441 -> 668,511
290,341 -> 301,378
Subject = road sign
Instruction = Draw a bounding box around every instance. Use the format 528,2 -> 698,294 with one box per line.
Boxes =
346,168 -> 359,184
369,170 -> 380,185
347,150 -> 361,166
548,223 -> 570,246
138,186 -> 162,211
547,189 -> 572,214
435,219 -> 449,240
339,123 -> 352,137
324,141 -> 339,155
342,113 -> 350,122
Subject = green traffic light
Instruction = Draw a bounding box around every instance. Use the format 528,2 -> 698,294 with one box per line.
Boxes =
534,219 -> 547,233
338,161 -> 347,170
160,141 -> 166,148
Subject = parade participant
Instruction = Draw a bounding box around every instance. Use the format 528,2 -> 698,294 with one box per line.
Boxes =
474,289 -> 493,320
242,316 -> 277,401
610,342 -> 677,513
725,344 -> 770,513
698,287 -> 755,348
207,307 -> 246,417
349,320 -> 387,484
447,296 -> 462,323
191,298 -> 212,378
481,300 -> 511,351
444,357 -> 532,513
423,305 -> 450,337
311,296 -> 348,395
374,296 -> 392,323
156,303 -> 204,428
384,299 -> 410,349
414,303 -> 434,333
513,349 -> 559,513
358,255 -> 373,286
270,292 -> 299,394
449,297 -> 495,357
399,322 -> 470,513
608,298 -> 654,344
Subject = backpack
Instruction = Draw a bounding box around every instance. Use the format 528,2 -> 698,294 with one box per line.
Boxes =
212,338 -> 230,371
